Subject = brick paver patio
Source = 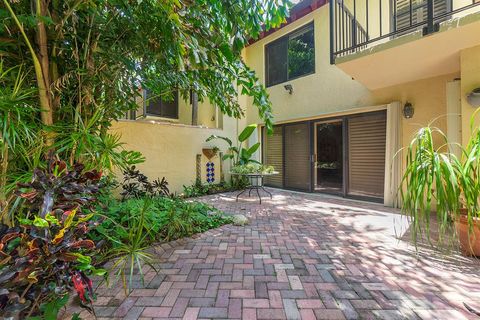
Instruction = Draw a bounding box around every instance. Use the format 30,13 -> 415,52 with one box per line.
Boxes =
67,189 -> 480,319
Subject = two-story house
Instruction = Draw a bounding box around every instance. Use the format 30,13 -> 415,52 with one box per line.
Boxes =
112,0 -> 480,205
245,0 -> 480,205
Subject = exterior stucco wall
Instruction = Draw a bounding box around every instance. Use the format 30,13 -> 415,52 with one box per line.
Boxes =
460,44 -> 480,145
243,5 -> 453,152
244,7 -> 373,125
111,116 -> 239,194
112,5 -> 471,199
373,72 -> 457,149
178,98 -> 218,128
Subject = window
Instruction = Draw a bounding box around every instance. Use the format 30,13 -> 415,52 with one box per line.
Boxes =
145,90 -> 179,119
393,0 -> 449,32
265,23 -> 315,87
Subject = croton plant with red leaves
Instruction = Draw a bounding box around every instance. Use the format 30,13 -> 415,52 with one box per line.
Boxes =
0,155 -> 105,318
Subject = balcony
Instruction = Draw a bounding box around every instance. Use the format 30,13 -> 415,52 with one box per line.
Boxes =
329,0 -> 480,89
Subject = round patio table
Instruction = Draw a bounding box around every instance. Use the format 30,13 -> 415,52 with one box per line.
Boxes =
230,172 -> 279,204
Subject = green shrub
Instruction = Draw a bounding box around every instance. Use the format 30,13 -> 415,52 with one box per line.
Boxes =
90,195 -> 232,292
0,158 -> 105,319
120,166 -> 170,200
231,164 -> 275,175
94,197 -> 231,244
154,197 -> 232,241
182,182 -> 237,198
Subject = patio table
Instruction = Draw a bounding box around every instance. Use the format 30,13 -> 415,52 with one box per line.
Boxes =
231,172 -> 279,204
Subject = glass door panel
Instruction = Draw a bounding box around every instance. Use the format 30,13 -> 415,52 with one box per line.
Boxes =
314,120 -> 344,194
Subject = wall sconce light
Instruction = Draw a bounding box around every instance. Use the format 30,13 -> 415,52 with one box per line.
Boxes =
467,88 -> 480,108
403,102 -> 414,119
284,84 -> 293,95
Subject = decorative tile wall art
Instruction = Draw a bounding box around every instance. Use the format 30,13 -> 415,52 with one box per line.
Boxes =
206,162 -> 215,183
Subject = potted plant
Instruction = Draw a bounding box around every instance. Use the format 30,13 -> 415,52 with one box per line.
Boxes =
206,124 -> 261,166
401,113 -> 480,256
230,163 -> 275,175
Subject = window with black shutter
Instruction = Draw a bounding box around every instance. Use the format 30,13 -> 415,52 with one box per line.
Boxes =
393,0 -> 449,33
145,90 -> 179,119
265,23 -> 315,87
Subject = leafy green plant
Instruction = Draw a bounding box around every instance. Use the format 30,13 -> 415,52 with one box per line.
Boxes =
120,166 -> 170,200
0,157 -> 105,319
101,199 -> 156,293
401,125 -> 459,246
206,124 -> 261,165
231,164 -> 275,175
182,184 -> 211,198
0,0 -> 291,209
155,198 -> 232,241
92,195 -> 231,293
27,293 -> 70,320
182,182 -> 237,198
0,62 -> 39,206
401,111 -> 480,248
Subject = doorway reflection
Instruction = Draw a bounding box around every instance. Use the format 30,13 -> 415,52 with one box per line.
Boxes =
314,120 -> 343,194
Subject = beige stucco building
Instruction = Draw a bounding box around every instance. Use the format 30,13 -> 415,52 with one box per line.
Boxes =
112,0 -> 480,205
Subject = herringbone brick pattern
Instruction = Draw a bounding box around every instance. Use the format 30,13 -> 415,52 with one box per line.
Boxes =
66,190 -> 480,319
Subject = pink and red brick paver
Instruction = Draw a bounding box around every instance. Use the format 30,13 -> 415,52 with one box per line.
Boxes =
67,190 -> 480,319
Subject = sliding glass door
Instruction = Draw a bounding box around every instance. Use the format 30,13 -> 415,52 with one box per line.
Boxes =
261,110 -> 386,202
314,120 -> 344,195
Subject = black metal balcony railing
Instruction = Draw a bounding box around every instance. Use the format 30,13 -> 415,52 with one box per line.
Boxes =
330,0 -> 480,63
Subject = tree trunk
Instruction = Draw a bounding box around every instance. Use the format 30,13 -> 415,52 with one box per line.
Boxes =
35,0 -> 54,126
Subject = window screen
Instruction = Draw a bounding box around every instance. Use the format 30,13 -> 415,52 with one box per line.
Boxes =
265,23 -> 315,87
146,90 -> 179,119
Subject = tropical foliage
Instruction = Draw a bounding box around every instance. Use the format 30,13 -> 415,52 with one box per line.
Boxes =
120,166 -> 170,200
91,194 -> 232,292
207,123 -> 261,166
0,157 -> 105,319
0,0 -> 291,313
0,0 -> 291,210
182,181 -> 237,198
401,111 -> 480,247
231,163 -> 275,175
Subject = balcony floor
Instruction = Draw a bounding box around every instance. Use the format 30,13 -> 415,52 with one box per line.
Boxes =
335,11 -> 480,89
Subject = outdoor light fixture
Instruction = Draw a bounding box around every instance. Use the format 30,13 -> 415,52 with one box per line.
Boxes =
284,84 -> 293,95
466,88 -> 480,108
403,102 -> 414,119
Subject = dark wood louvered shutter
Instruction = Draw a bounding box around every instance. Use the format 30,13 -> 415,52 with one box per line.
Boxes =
263,126 -> 283,188
347,111 -> 386,199
284,123 -> 311,191
394,0 -> 449,32
146,90 -> 179,119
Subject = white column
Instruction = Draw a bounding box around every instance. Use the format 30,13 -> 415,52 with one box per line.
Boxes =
446,80 -> 462,158
248,126 -> 261,163
384,101 -> 402,207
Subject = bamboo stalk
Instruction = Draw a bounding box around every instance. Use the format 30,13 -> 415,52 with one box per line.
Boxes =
3,0 -> 54,140
35,0 -> 54,124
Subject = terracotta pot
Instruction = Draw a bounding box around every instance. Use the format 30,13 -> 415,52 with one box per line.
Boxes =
202,148 -> 217,160
455,214 -> 480,257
